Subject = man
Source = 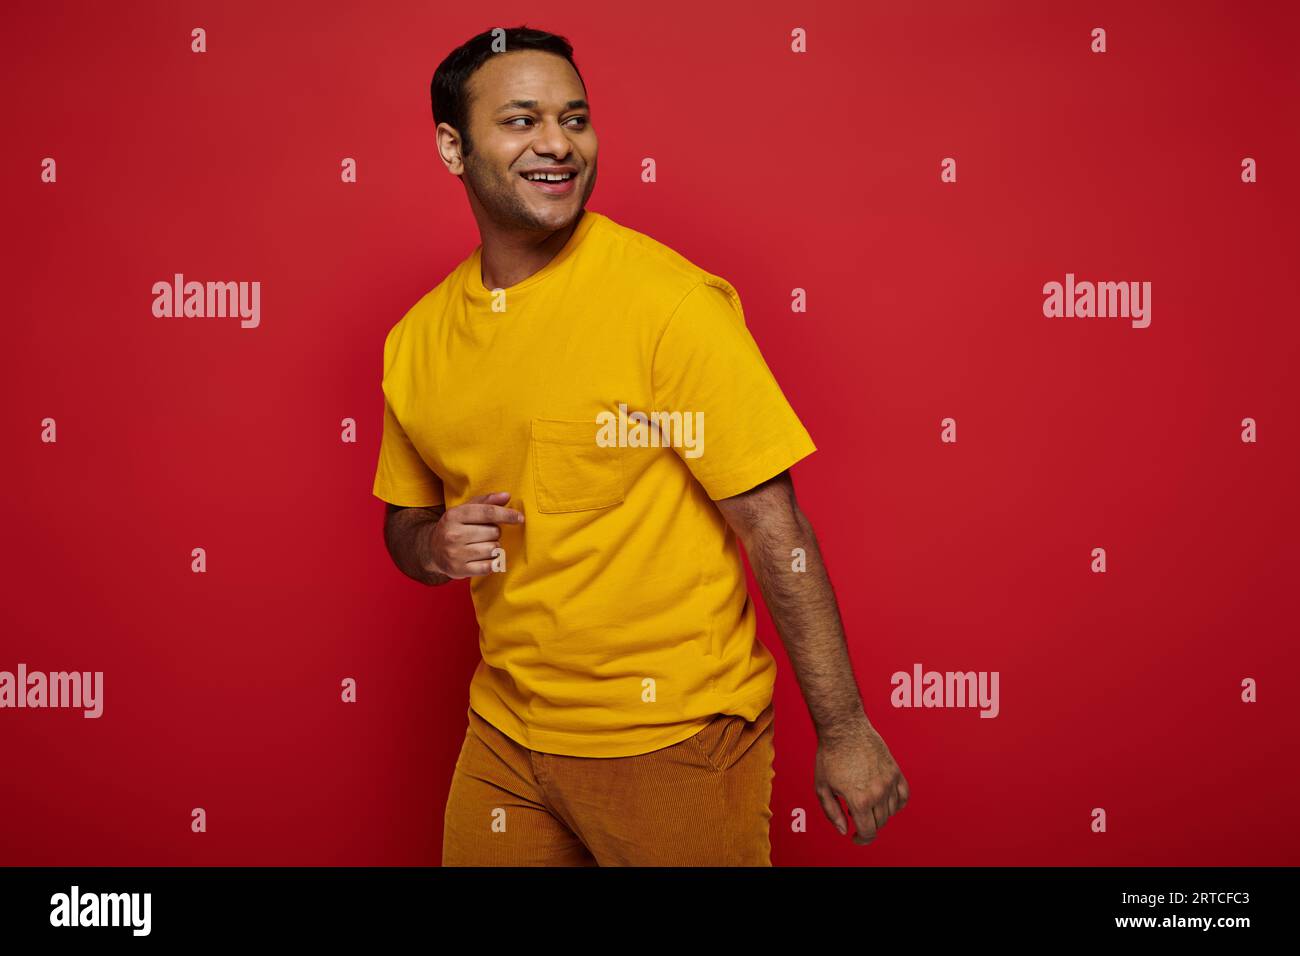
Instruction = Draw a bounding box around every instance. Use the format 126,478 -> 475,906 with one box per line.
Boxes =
373,25 -> 908,866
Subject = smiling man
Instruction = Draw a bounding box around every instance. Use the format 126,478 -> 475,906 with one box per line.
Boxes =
373,25 -> 908,866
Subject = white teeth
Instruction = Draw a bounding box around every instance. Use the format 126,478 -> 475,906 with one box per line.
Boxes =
524,172 -> 573,182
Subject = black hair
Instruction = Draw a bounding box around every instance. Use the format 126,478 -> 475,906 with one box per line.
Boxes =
431,25 -> 586,159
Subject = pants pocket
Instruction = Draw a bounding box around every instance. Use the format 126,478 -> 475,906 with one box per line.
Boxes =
689,702 -> 776,773
689,714 -> 746,773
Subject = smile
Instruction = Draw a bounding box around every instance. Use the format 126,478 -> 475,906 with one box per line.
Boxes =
519,171 -> 577,194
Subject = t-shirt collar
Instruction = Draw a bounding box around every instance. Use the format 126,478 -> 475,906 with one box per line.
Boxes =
464,209 -> 601,306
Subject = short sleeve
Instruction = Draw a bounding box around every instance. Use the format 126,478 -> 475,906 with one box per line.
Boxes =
651,278 -> 816,500
372,396 -> 444,507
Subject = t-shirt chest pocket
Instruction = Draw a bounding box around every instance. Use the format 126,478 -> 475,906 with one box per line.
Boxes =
530,418 -> 625,513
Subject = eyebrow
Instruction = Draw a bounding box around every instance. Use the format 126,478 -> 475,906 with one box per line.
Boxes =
494,98 -> 589,114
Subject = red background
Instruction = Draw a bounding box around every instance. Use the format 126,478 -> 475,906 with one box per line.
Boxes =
3,0 -> 1297,865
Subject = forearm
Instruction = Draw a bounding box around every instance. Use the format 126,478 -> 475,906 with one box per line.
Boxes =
384,505 -> 452,586
739,505 -> 869,741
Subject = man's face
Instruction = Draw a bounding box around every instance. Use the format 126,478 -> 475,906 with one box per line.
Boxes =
456,50 -> 598,232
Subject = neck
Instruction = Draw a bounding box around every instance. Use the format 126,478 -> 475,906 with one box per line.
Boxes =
478,210 -> 586,290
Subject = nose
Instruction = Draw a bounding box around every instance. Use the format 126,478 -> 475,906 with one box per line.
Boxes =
533,117 -> 574,161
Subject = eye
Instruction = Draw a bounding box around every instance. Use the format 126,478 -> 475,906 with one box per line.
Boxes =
504,115 -> 589,129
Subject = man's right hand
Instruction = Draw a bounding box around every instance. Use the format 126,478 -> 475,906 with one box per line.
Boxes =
423,491 -> 524,579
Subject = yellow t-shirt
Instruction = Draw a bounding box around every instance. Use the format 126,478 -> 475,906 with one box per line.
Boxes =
372,209 -> 816,757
